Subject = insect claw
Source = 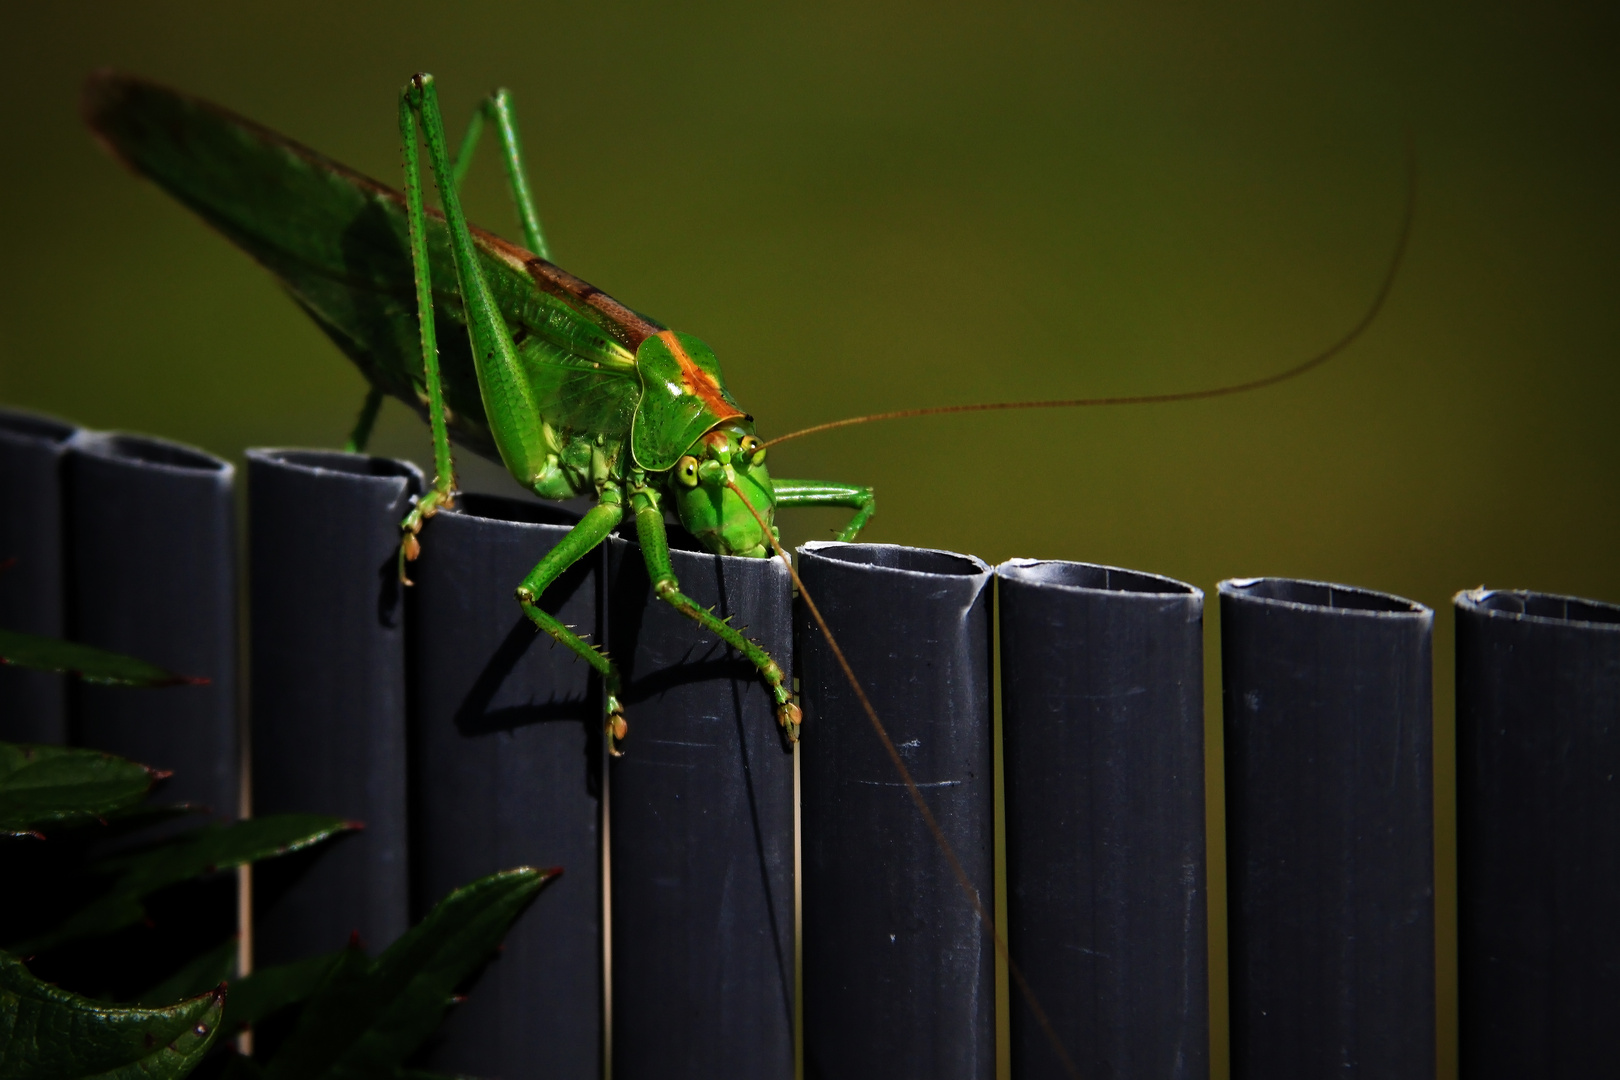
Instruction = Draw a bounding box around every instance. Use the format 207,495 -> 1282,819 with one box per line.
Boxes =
777,700 -> 802,741
605,706 -> 628,756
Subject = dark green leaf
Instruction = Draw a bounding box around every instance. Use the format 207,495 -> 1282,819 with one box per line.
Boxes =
222,948 -> 349,1031
0,628 -> 202,687
0,950 -> 224,1079
0,742 -> 162,836
93,814 -> 356,883
135,937 -> 237,1006
264,868 -> 554,1080
10,815 -> 355,955
67,800 -> 209,837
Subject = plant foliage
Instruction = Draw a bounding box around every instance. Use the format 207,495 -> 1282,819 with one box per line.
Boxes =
0,743 -> 164,836
0,737 -> 553,1080
0,628 -> 200,687
0,951 -> 224,1080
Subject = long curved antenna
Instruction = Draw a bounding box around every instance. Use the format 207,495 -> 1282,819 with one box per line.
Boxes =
727,479 -> 1083,1080
766,139 -> 1416,450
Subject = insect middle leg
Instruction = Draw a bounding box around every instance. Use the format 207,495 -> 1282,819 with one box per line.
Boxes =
630,480 -> 801,741
515,496 -> 628,752
343,386 -> 385,454
772,478 -> 877,542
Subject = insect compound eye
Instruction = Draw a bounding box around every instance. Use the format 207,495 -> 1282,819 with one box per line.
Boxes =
675,455 -> 700,487
739,435 -> 766,466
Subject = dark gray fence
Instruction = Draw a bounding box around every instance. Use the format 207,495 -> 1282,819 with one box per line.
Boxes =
65,432 -> 238,820
799,543 -> 996,1080
1222,580 -> 1436,1079
0,408 -> 79,744
247,449 -> 419,964
4,409 -> 1618,1079
1000,560 -> 1207,1080
1455,589 -> 1620,1078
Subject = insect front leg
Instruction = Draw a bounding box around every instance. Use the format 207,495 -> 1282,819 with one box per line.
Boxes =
772,478 -> 877,542
631,480 -> 801,741
516,494 -> 628,752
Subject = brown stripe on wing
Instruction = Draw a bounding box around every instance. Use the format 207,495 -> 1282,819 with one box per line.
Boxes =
516,251 -> 666,350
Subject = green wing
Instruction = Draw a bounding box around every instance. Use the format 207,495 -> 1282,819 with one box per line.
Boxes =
84,71 -> 653,463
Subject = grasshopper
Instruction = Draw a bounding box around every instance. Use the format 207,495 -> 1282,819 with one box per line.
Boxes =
83,71 -> 1408,761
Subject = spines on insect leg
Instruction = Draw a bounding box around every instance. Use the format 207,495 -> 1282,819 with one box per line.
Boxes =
401,73 -> 551,493
395,78 -> 460,580
512,496 -> 629,753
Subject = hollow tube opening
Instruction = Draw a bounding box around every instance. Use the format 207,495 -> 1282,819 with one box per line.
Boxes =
803,542 -> 984,577
261,448 -> 421,482
1223,577 -> 1424,615
0,409 -> 76,443
453,492 -> 583,529
999,558 -> 1197,596
90,433 -> 226,472
1464,588 -> 1620,627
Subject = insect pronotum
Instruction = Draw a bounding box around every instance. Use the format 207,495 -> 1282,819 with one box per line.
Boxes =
83,70 -> 1411,1076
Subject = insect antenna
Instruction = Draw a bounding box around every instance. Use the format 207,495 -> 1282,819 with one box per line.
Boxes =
727,480 -> 1083,1080
765,139 -> 1416,450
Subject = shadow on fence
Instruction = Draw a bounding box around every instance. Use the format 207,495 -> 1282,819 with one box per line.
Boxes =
3,406 -> 1617,1080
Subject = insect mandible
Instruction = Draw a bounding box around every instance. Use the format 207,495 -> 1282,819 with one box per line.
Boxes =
82,70 -> 1411,757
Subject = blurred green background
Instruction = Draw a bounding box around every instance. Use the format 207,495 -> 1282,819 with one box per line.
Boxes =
4,3 -> 1617,1077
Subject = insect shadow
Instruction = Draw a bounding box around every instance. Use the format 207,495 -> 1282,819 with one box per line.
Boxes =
451,556 -> 596,736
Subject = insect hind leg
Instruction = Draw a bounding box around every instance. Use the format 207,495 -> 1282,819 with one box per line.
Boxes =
396,73 -> 552,581
451,88 -> 550,260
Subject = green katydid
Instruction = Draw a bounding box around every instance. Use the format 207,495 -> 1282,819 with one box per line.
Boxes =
82,70 -> 1411,760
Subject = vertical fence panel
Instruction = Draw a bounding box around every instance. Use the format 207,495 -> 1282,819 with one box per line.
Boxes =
66,434 -> 237,816
998,559 -> 1207,1080
799,542 -> 995,1080
1220,578 -> 1434,1079
410,494 -> 601,1080
1456,589 -> 1620,1077
0,409 -> 79,744
247,450 -> 419,961
607,532 -> 795,1080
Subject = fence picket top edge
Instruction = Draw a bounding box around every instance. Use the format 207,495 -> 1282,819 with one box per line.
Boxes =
441,491 -> 585,533
1455,586 -> 1620,630
1219,575 -> 1431,621
69,430 -> 233,480
998,557 -> 1202,601
0,406 -> 78,445
245,446 -> 423,490
798,540 -> 990,582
